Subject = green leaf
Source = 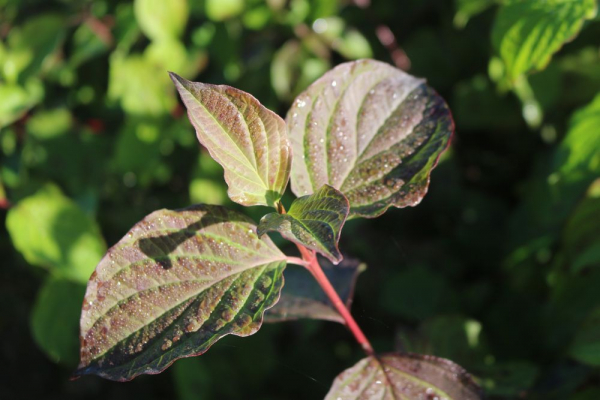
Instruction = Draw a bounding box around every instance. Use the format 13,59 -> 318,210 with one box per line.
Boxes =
287,59 -> 453,218
171,73 -> 292,208
325,353 -> 483,400
492,0 -> 598,83
569,306 -> 600,366
0,79 -> 43,128
257,184 -> 348,263
562,180 -> 600,274
74,205 -> 287,381
3,14 -> 66,82
31,276 -> 86,365
134,0 -> 189,41
205,0 -> 244,21
454,0 -> 496,28
266,256 -> 365,323
6,183 -> 106,283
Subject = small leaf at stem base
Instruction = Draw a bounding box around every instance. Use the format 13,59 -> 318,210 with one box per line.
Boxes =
257,184 -> 349,263
265,256 -> 365,323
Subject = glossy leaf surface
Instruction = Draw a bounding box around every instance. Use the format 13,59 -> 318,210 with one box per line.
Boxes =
75,205 -> 286,381
171,73 -> 292,208
266,256 -> 364,323
287,59 -> 453,218
257,184 -> 348,263
492,0 -> 597,83
325,353 -> 482,400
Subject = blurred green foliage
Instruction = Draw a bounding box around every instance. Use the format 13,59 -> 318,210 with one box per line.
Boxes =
0,0 -> 599,399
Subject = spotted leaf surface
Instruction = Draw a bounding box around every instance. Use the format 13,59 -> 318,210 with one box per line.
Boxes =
325,353 -> 483,400
266,256 -> 364,323
75,205 -> 286,381
171,73 -> 292,208
257,185 -> 349,263
287,59 -> 453,218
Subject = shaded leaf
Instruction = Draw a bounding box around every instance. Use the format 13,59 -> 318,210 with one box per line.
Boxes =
562,179 -> 600,274
325,353 -> 483,400
569,306 -> 600,366
134,0 -> 188,41
454,0 -> 496,29
6,183 -> 106,283
75,205 -> 287,381
258,184 -> 348,263
171,73 -> 292,208
265,256 -> 364,323
287,59 -> 453,218
492,0 -> 597,83
31,276 -> 86,365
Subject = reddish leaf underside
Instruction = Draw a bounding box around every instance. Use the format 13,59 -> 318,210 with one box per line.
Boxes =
75,205 -> 286,381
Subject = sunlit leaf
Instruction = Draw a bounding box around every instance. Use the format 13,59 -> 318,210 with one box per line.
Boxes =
74,205 -> 287,381
205,0 -> 245,21
171,73 -> 292,208
492,0 -> 597,83
31,276 -> 85,365
266,256 -> 364,323
288,59 -> 453,218
134,0 -> 188,41
6,183 -> 106,283
258,185 -> 348,263
325,353 -> 483,400
0,79 -> 44,128
3,14 -> 66,82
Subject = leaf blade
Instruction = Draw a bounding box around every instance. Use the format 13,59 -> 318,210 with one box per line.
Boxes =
257,184 -> 349,263
265,256 -> 364,323
170,73 -> 292,208
287,59 -> 453,218
492,0 -> 597,83
325,353 -> 483,400
75,205 -> 287,381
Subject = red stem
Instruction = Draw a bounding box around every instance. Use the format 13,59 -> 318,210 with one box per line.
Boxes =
297,245 -> 375,356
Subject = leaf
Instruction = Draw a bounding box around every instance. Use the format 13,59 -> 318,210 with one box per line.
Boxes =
74,205 -> 287,381
492,0 -> 597,83
454,0 -> 496,28
31,276 -> 86,365
287,59 -> 453,218
205,0 -> 245,21
265,256 -> 365,323
257,184 -> 348,263
569,306 -> 600,366
134,0 -> 189,41
171,73 -> 292,208
5,183 -> 106,284
325,353 -> 483,400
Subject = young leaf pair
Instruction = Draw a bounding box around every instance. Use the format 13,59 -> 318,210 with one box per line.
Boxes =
74,60 -> 456,388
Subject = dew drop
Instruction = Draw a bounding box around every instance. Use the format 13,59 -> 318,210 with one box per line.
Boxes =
331,80 -> 337,87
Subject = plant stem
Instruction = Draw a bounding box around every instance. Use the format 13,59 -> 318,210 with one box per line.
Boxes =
297,244 -> 375,356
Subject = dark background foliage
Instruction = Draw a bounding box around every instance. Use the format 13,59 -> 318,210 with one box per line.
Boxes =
1,0 -> 599,399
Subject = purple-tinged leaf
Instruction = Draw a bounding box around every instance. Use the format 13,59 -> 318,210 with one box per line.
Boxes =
74,205 -> 286,381
170,73 -> 292,208
266,256 -> 365,323
257,185 -> 349,263
287,59 -> 453,218
325,353 -> 483,400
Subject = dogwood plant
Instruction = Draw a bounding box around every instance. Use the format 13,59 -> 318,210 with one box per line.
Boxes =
74,59 -> 482,400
